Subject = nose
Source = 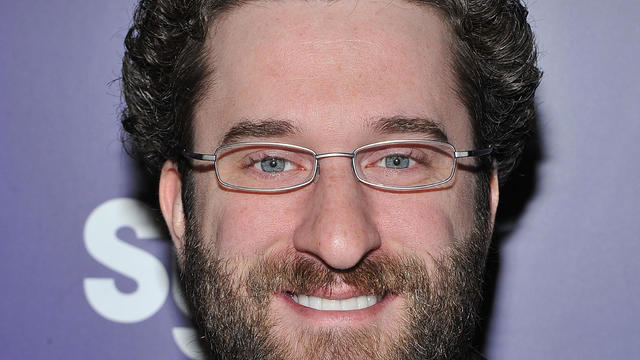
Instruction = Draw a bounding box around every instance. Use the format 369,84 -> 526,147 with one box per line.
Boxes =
292,157 -> 381,270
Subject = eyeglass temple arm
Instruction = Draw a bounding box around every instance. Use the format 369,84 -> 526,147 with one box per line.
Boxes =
454,146 -> 493,159
182,150 -> 216,161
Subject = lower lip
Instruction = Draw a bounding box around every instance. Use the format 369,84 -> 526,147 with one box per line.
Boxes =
276,293 -> 395,324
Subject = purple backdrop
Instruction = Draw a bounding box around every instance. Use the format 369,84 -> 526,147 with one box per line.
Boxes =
1,1 -> 639,359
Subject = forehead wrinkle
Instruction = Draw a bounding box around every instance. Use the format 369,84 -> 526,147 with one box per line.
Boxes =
292,38 -> 384,58
296,39 -> 382,49
274,38 -> 388,86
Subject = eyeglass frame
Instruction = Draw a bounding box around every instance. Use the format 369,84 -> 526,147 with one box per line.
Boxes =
182,139 -> 493,193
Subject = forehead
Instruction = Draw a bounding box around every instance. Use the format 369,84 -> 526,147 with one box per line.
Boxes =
195,0 -> 471,148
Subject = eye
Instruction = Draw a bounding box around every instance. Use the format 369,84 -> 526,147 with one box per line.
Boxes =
255,157 -> 295,173
376,155 -> 415,169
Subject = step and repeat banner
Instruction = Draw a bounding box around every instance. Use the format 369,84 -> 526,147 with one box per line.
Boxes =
1,1 -> 639,359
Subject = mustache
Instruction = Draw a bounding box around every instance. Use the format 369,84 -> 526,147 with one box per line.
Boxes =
243,250 -> 433,299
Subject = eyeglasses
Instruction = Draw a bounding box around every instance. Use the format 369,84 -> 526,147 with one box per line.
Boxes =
182,140 -> 492,192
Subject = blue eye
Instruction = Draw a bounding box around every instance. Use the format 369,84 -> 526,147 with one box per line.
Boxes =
257,157 -> 291,172
382,155 -> 411,169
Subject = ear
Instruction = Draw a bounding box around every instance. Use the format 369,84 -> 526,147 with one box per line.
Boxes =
159,160 -> 187,263
488,165 -> 500,234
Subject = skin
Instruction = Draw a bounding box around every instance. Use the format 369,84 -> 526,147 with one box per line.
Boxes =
160,0 -> 498,356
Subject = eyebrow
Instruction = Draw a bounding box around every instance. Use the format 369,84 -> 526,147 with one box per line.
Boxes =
220,116 -> 448,145
369,116 -> 449,142
221,119 -> 300,145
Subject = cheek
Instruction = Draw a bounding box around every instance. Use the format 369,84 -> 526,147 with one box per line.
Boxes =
370,190 -> 474,257
204,194 -> 299,258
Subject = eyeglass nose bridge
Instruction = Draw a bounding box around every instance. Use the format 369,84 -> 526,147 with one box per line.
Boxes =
315,152 -> 356,172
315,152 -> 355,160
312,152 -> 360,184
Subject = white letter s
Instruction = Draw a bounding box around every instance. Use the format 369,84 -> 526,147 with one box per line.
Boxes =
83,198 -> 169,323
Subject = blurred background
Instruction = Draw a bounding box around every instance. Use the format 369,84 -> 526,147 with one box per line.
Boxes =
1,1 -> 639,358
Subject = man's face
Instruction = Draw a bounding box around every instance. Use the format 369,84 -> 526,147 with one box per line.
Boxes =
160,0 -> 498,358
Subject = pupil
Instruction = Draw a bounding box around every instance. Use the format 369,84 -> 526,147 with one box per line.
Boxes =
270,159 -> 278,168
393,157 -> 401,166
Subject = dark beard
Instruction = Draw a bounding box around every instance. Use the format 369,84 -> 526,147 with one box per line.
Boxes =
179,210 -> 490,360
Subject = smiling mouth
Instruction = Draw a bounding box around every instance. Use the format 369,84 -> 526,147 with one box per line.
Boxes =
289,293 -> 384,311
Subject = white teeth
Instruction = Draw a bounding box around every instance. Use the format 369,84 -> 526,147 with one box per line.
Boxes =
309,295 -> 321,309
340,297 -> 358,310
324,298 -> 341,311
356,295 -> 368,309
291,294 -> 382,311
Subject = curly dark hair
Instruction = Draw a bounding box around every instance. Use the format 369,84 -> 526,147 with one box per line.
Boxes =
121,0 -> 541,186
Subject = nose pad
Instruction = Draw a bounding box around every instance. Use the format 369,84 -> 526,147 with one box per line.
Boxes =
292,159 -> 381,270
